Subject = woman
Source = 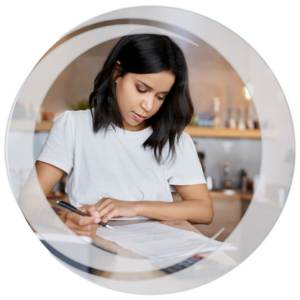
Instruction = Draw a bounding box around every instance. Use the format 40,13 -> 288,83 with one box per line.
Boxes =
35,34 -> 214,237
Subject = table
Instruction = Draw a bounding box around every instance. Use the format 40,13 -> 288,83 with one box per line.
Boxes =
86,219 -> 235,280
43,200 -> 236,280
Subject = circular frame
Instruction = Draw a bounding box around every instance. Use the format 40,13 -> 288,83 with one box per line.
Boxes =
5,6 -> 295,294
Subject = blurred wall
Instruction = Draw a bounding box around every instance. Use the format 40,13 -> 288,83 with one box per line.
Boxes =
192,137 -> 261,190
41,36 -> 258,126
38,35 -> 261,191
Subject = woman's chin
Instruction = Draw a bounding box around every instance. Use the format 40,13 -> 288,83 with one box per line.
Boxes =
123,118 -> 149,131
127,121 -> 140,126
127,116 -> 143,126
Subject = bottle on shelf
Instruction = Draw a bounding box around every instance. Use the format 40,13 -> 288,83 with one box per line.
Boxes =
237,106 -> 246,130
246,106 -> 255,130
239,168 -> 249,192
213,97 -> 221,128
223,160 -> 231,188
253,120 -> 260,129
228,106 -> 237,129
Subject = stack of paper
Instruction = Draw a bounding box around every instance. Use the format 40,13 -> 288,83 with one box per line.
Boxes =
96,222 -> 236,259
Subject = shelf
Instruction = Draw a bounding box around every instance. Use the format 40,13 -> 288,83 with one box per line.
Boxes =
173,191 -> 253,202
184,126 -> 266,139
9,121 -> 278,139
9,120 -> 54,132
34,123 -> 263,139
35,121 -> 54,131
35,122 -> 263,138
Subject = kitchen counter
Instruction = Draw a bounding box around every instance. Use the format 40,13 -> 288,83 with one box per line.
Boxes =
172,190 -> 253,202
173,190 -> 253,242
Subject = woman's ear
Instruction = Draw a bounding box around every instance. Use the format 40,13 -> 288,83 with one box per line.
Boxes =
113,60 -> 123,83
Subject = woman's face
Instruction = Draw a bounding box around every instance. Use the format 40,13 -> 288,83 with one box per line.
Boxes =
114,65 -> 175,131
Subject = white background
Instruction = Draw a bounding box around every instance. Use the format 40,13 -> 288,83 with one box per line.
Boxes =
1,1 -> 299,299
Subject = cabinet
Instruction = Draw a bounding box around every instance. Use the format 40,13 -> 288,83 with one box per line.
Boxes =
172,191 -> 252,242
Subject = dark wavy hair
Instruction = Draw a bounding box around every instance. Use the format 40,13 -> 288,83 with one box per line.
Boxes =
88,34 -> 194,164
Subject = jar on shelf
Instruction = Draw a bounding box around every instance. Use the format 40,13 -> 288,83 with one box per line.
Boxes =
44,111 -> 54,122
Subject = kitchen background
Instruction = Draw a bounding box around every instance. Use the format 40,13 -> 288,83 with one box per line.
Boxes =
10,36 -> 262,241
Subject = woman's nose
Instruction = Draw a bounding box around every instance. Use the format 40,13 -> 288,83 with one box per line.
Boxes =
141,94 -> 155,112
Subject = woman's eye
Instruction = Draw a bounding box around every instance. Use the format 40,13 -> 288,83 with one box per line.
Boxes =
137,87 -> 165,100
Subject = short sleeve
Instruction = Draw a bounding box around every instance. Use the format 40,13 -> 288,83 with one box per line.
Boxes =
167,133 -> 206,190
36,111 -> 75,174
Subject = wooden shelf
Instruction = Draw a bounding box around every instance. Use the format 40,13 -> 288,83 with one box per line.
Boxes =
9,120 -> 54,132
35,121 -> 54,131
33,123 -> 263,139
184,126 -> 268,139
10,121 -> 278,139
34,122 -> 263,138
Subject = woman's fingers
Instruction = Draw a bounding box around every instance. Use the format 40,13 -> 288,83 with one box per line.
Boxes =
77,205 -> 101,221
97,198 -> 112,211
87,207 -> 101,220
66,214 -> 102,235
73,223 -> 100,233
98,203 -> 116,219
72,229 -> 98,237
101,208 -> 119,223
68,202 -> 118,233
65,212 -> 99,227
62,210 -> 103,237
98,197 -> 108,204
78,204 -> 98,215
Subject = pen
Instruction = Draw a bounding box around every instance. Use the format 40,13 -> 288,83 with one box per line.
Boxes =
56,200 -> 113,230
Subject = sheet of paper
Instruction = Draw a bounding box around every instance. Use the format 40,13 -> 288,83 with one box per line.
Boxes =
96,222 -> 236,259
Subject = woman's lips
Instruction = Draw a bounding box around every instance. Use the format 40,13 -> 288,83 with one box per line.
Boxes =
132,111 -> 146,121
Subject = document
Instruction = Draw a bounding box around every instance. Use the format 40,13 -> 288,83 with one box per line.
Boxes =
96,222 -> 236,259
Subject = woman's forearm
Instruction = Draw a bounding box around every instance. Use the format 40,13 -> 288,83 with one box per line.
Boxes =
135,199 -> 214,224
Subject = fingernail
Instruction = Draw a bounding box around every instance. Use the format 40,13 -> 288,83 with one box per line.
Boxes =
95,219 -> 100,223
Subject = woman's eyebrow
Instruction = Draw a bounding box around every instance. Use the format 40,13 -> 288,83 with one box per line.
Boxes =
137,80 -> 169,94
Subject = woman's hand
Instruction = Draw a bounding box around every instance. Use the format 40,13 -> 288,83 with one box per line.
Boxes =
95,197 -> 139,223
58,205 -> 102,237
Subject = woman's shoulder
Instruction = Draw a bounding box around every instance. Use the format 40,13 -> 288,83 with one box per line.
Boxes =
61,109 -> 91,119
56,109 -> 92,126
51,110 -> 95,139
162,131 -> 194,163
174,131 -> 193,147
164,131 -> 193,151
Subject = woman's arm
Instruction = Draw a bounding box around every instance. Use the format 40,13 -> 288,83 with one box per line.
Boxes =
136,184 -> 214,224
35,161 -> 65,196
35,161 -> 101,236
94,183 -> 214,225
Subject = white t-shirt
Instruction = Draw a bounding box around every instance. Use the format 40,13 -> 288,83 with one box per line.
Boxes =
37,109 -> 206,218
